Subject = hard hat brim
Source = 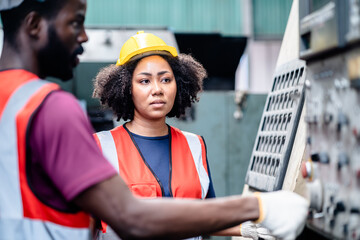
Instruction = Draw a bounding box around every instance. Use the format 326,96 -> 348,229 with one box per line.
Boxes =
116,46 -> 178,66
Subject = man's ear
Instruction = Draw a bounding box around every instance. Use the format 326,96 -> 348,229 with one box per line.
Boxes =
24,11 -> 45,38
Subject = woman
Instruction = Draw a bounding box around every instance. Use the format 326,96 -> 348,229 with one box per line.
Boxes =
92,31 -> 269,240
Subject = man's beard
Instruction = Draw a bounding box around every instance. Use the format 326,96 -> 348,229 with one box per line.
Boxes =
38,26 -> 83,81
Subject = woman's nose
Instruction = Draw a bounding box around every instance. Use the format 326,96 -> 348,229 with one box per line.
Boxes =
152,81 -> 163,95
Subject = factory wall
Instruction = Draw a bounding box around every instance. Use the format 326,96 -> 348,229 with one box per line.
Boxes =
85,0 -> 292,38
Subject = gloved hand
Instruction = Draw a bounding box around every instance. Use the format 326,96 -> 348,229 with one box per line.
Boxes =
255,224 -> 275,240
240,221 -> 258,239
240,221 -> 275,240
254,190 -> 309,240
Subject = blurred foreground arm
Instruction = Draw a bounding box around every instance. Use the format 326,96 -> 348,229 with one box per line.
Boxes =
74,175 -> 259,240
73,176 -> 308,240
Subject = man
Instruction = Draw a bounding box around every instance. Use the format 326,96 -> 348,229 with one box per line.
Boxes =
0,0 -> 309,239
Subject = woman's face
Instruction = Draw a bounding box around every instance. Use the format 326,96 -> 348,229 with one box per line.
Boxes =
131,55 -> 177,121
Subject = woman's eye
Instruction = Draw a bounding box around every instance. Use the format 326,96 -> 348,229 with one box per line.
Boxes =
140,79 -> 150,84
162,78 -> 171,83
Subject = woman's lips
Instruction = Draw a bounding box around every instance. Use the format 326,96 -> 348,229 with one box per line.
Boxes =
150,100 -> 165,106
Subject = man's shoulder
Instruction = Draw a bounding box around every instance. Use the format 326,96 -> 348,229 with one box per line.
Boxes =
44,90 -> 84,113
37,90 -> 90,130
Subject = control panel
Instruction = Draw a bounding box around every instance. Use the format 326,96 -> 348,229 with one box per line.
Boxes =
245,60 -> 306,191
303,47 -> 360,240
299,1 -> 360,239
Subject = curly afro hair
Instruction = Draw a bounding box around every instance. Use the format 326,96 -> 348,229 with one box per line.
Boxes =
93,53 -> 207,121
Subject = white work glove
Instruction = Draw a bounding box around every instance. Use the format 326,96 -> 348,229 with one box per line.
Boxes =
253,190 -> 309,240
255,224 -> 275,240
240,221 -> 258,239
240,221 -> 275,240
256,224 -> 275,240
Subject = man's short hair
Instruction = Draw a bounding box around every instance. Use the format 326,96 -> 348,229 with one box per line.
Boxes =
0,0 -> 65,47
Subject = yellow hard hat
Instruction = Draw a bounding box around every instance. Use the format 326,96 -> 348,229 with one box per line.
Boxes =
116,31 -> 178,65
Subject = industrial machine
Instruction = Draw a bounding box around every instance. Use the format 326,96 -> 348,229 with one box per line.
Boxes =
244,1 -> 360,239
300,1 -> 360,239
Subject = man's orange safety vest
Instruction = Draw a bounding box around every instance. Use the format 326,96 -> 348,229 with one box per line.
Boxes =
0,70 -> 90,239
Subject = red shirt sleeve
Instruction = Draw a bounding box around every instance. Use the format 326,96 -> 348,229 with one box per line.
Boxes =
29,90 -> 117,208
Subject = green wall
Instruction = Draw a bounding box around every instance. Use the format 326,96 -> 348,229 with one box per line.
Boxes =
252,0 -> 292,39
85,0 -> 292,38
85,0 -> 244,36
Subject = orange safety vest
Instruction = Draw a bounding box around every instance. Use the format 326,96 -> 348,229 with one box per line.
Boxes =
94,125 -> 210,240
0,70 -> 90,239
94,125 -> 210,199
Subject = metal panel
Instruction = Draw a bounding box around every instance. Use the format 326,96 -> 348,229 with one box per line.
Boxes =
85,0 -> 243,36
245,59 -> 306,191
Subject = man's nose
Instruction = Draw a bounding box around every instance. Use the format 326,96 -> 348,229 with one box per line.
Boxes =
78,28 -> 89,43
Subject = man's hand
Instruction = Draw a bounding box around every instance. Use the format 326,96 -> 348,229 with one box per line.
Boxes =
254,190 -> 309,240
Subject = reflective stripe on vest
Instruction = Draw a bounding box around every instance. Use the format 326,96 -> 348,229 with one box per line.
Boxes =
179,131 -> 210,199
0,219 -> 90,240
95,125 -> 210,199
0,74 -> 90,240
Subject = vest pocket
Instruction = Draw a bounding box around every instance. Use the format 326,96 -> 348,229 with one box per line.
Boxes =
130,183 -> 157,198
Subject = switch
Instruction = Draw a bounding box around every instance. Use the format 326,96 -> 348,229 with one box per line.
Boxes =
306,179 -> 323,212
351,208 -> 360,214
301,160 -> 313,179
337,152 -> 350,170
323,112 -> 333,124
311,152 -> 330,164
343,224 -> 348,236
353,127 -> 360,141
337,112 -> 349,132
334,201 -> 346,216
330,218 -> 336,228
330,195 -> 335,204
307,136 -> 312,145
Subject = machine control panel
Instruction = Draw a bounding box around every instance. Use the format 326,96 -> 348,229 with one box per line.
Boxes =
245,60 -> 306,191
303,49 -> 360,240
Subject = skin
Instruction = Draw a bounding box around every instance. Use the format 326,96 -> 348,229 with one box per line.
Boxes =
0,0 -> 260,239
0,0 -> 88,79
126,55 -> 177,136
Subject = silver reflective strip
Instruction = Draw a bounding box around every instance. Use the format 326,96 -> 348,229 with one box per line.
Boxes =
0,80 -> 48,219
95,131 -> 120,172
97,225 -> 121,240
0,218 -> 90,240
181,131 -> 210,199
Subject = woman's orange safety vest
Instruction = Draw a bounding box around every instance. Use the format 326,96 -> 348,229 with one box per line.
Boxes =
0,70 -> 90,239
94,125 -> 210,240
94,125 -> 210,199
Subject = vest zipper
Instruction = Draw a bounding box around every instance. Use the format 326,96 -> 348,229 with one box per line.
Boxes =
168,125 -> 173,197
125,126 -> 166,196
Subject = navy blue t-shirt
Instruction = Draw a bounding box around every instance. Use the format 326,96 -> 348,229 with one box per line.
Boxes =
129,130 -> 216,198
